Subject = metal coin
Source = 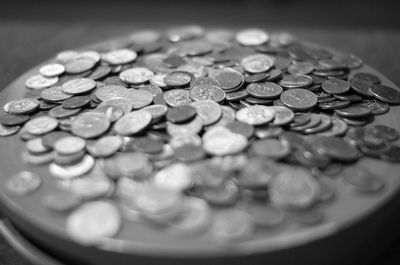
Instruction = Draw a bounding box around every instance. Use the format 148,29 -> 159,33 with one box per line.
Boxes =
225,90 -> 248,101
318,100 -> 351,110
288,62 -> 314,75
119,67 -> 154,85
280,88 -> 318,111
62,78 -> 97,95
317,117 -> 348,137
24,116 -> 59,135
54,136 -> 86,155
342,167 -> 384,193
167,116 -> 203,136
6,171 -> 41,196
49,155 -> 94,179
349,77 -> 373,97
315,136 -> 360,162
25,74 -> 58,89
304,114 -> 332,134
66,201 -> 121,245
164,89 -> 192,107
322,78 -> 350,94
360,99 -> 389,115
167,105 -> 197,124
353,72 -> 381,84
164,71 -> 192,87
71,112 -> 110,138
26,138 -> 49,154
214,68 -> 243,90
271,106 -> 294,125
246,82 -> 283,99
130,137 -> 164,154
39,63 -> 65,77
251,138 -> 290,159
41,86 -> 72,102
369,84 -> 400,104
174,144 -> 206,162
49,106 -> 81,119
225,120 -> 254,138
334,104 -> 372,118
8,98 -> 40,114
0,124 -> 20,136
203,126 -> 248,156
21,150 -> 54,165
42,192 -> 82,212
154,163 -> 192,191
86,135 -> 123,158
0,113 -> 29,126
236,28 -> 269,46
87,65 -> 112,80
241,54 -> 274,73
212,209 -> 254,242
114,110 -> 152,135
278,74 -> 313,89
191,100 -> 222,126
62,96 -> 91,109
236,105 -> 275,125
244,72 -> 269,83
189,84 -> 226,103
139,84 -> 162,96
101,49 -> 137,65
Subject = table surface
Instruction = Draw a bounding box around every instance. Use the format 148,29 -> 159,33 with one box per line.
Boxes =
1,22 -> 400,265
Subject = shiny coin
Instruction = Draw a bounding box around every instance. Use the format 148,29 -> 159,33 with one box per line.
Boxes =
125,90 -> 153,109
322,78 -> 350,94
167,105 -> 197,124
49,155 -> 94,179
67,201 -> 121,245
271,106 -> 294,125
150,73 -> 168,88
119,67 -> 154,85
164,71 -> 192,87
214,68 -> 243,90
54,136 -> 86,155
62,78 -> 96,95
246,82 -> 283,99
270,168 -> 320,209
154,163 -> 192,191
170,134 -> 202,149
101,49 -> 137,65
6,171 -> 41,196
318,117 -> 348,137
142,104 -> 168,121
62,96 -> 91,109
280,88 -> 318,111
24,116 -> 58,135
236,105 -> 275,125
164,89 -> 192,107
26,138 -> 49,154
86,135 -> 123,157
0,124 -> 20,136
114,110 -> 152,135
41,86 -> 72,102
278,75 -> 313,88
41,131 -> 71,149
241,54 -> 274,73
139,84 -> 162,96
369,84 -> 400,104
21,150 -> 54,165
349,77 -> 373,97
236,28 -> 269,46
212,209 -> 254,242
71,112 -> 110,138
191,100 -> 222,126
189,84 -> 225,103
203,126 -> 248,156
342,167 -> 384,193
8,98 -> 40,114
39,63 -> 65,77
54,150 -> 86,166
25,74 -> 58,89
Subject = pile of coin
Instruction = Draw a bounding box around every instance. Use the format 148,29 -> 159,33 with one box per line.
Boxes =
2,25 -> 400,245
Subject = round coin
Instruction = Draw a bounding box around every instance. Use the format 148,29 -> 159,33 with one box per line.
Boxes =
114,110 -> 152,135
236,105 -> 275,125
49,155 -> 94,179
280,89 -> 318,111
369,84 -> 400,104
236,28 -> 269,46
54,136 -> 86,155
62,78 -> 97,95
322,78 -> 350,94
8,98 -> 40,114
6,171 -> 41,196
119,67 -> 154,85
71,112 -> 110,138
246,82 -> 283,99
189,84 -> 226,103
39,63 -> 66,77
241,54 -> 274,73
24,116 -> 59,135
191,100 -> 222,126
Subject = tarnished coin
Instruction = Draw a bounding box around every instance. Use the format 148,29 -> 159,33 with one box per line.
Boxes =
270,168 -> 320,209
39,63 -> 65,77
62,78 -> 97,95
8,98 -> 40,114
349,77 -> 373,97
164,71 -> 192,87
236,105 -> 275,125
164,89 -> 192,107
203,126 -> 248,156
101,49 -> 137,65
54,136 -> 86,155
87,135 -> 123,157
322,78 -> 350,94
0,124 -> 20,136
71,112 -> 110,138
271,106 -> 294,125
191,100 -> 222,126
280,88 -> 318,111
236,28 -> 269,46
241,54 -> 274,73
342,167 -> 384,193
67,201 -> 121,245
354,72 -> 381,84
24,116 -> 58,135
114,110 -> 152,135
212,209 -> 254,242
167,105 -> 197,124
25,75 -> 58,89
49,155 -> 94,179
246,82 -> 283,99
369,84 -> 400,104
189,84 -> 226,103
119,67 -> 154,85
279,75 -> 313,89
6,171 -> 41,196
41,86 -> 72,102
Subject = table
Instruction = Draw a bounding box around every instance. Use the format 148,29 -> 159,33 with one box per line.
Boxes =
1,22 -> 400,265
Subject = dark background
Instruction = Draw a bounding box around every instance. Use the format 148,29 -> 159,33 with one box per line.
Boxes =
1,0 -> 400,264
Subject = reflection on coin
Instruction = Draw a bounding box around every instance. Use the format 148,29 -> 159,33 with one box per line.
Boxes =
39,63 -> 65,77
24,116 -> 58,135
49,155 -> 94,179
101,49 -> 137,65
26,75 -> 58,89
67,201 -> 121,245
119,67 -> 154,85
114,110 -> 152,135
241,54 -> 274,73
203,126 -> 248,156
62,78 -> 97,95
54,136 -> 86,155
236,105 -> 275,125
71,112 -> 110,138
236,28 -> 269,46
154,163 -> 192,191
6,171 -> 41,196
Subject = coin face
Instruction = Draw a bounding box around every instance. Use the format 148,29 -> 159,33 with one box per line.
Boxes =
8,98 -> 40,114
119,67 -> 154,85
39,63 -> 65,77
25,75 -> 58,89
24,116 -> 59,135
54,136 -> 86,155
278,74 -> 313,88
71,112 -> 110,138
62,78 -> 97,95
369,84 -> 400,104
241,54 -> 274,73
246,82 -> 283,99
203,126 -> 248,156
164,71 -> 192,87
236,105 -> 275,125
114,110 -> 152,135
191,100 -> 222,126
164,89 -> 192,107
280,88 -> 318,110
322,78 -> 350,94
67,201 -> 121,245
189,84 -> 226,103
41,86 -> 72,102
49,155 -> 94,179
101,49 -> 137,65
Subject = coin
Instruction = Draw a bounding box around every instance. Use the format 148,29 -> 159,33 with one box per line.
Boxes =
67,201 -> 121,245
42,192 -> 82,212
87,65 -> 112,80
24,116 -> 59,135
164,71 -> 192,87
25,75 -> 58,89
26,138 -> 49,154
203,126 -> 248,156
353,72 -> 381,84
167,116 -> 203,136
189,84 -> 226,103
236,28 -> 269,46
251,138 -> 290,159
166,105 -> 197,124
101,49 -> 137,65
54,136 -> 86,155
214,68 -> 243,90
241,54 -> 274,73
278,75 -> 313,89
349,77 -> 373,97
288,62 -> 314,75
191,100 -> 222,126
164,89 -> 192,107
6,171 -> 42,196
49,155 -> 94,179
41,86 -> 72,102
0,113 -> 29,126
369,84 -> 400,104
280,88 -> 318,111
62,78 -> 97,95
54,150 -> 86,166
86,135 -> 123,157
0,124 -> 20,136
271,106 -> 294,125
154,163 -> 192,191
114,110 -> 152,135
342,167 -> 384,193
174,144 -> 206,162
212,209 -> 254,242
334,104 -> 372,118
8,98 -> 40,114
236,105 -> 275,125
39,63 -> 65,77
119,67 -> 154,85
71,112 -> 110,138
315,136 -> 360,162
322,78 -> 350,94
62,96 -> 91,109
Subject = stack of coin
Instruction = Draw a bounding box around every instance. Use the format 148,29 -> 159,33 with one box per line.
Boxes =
1,25 -> 399,246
